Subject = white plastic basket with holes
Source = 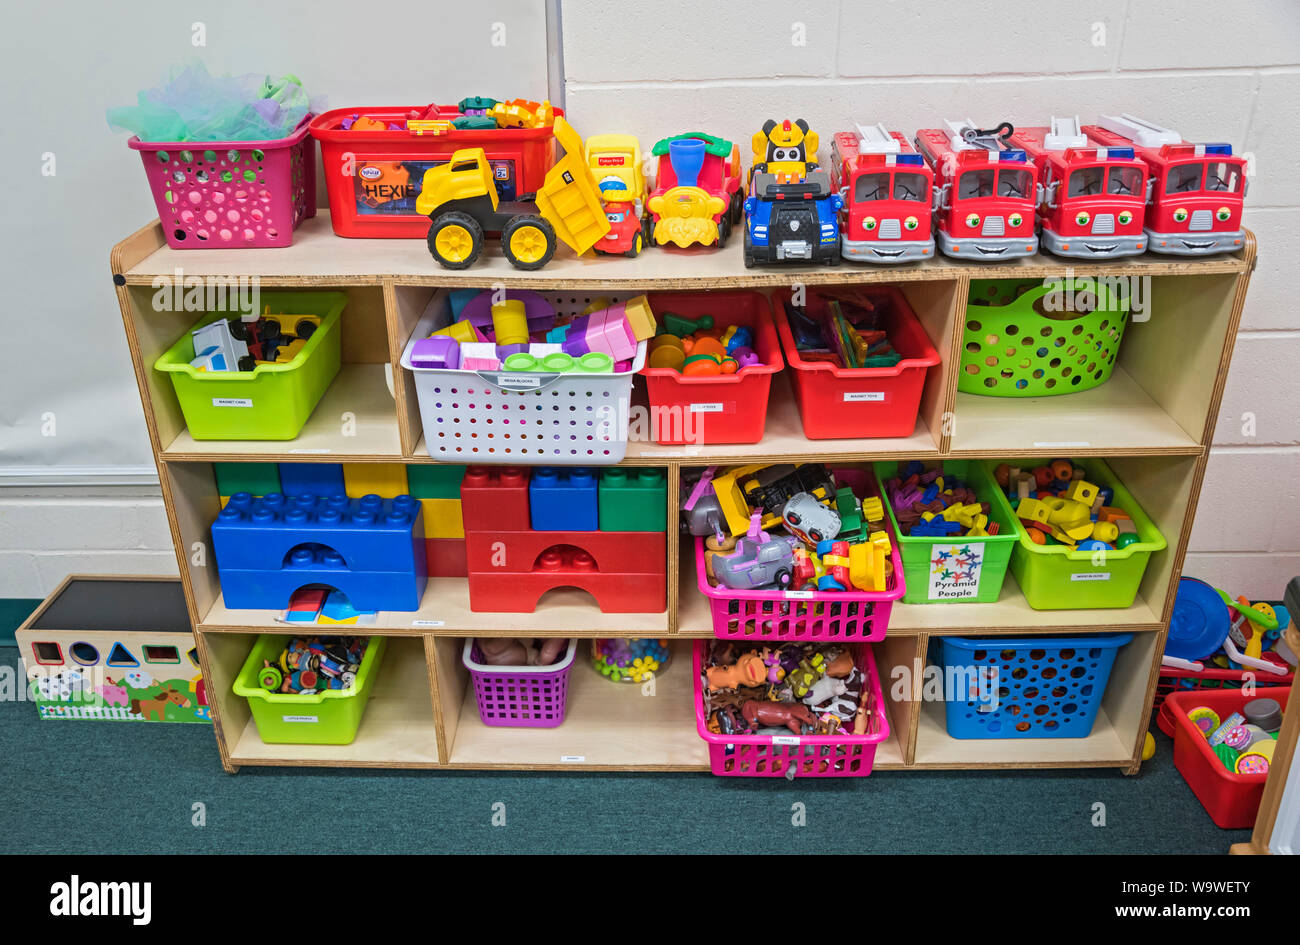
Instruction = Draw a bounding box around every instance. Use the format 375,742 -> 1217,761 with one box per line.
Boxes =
400,289 -> 647,464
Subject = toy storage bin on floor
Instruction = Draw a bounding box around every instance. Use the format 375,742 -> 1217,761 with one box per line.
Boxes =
153,291 -> 345,440
310,104 -> 561,238
938,634 -> 1132,739
1155,664 -> 1294,737
232,634 -> 387,745
875,461 -> 1021,604
984,458 -> 1166,610
693,641 -> 890,777
960,278 -> 1129,397
1167,687 -> 1290,828
694,467 -> 905,641
401,290 -> 646,464
772,286 -> 940,439
639,291 -> 782,445
462,638 -> 577,728
128,116 -> 316,249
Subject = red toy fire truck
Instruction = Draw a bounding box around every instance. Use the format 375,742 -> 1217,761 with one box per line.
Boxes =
830,123 -> 935,263
913,120 -> 1039,260
1082,114 -> 1247,256
1009,117 -> 1148,259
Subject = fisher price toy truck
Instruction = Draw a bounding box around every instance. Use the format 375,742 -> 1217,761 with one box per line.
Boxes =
914,120 -> 1040,260
646,133 -> 745,249
585,134 -> 648,257
830,123 -> 936,263
1009,117 -> 1149,259
1082,114 -> 1248,256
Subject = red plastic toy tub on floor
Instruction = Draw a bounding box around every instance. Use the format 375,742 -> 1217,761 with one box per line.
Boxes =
693,467 -> 905,641
1167,686 -> 1290,829
1155,664 -> 1294,736
640,291 -> 783,445
310,104 -> 562,238
693,641 -> 891,777
773,286 -> 941,439
128,116 -> 316,249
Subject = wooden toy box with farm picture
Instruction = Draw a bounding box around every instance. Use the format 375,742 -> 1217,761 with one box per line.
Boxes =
15,576 -> 210,724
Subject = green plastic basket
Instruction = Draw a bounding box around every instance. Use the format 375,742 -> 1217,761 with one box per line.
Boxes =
154,291 -> 346,440
960,278 -> 1129,397
876,461 -> 1022,604
984,459 -> 1167,610
232,634 -> 387,745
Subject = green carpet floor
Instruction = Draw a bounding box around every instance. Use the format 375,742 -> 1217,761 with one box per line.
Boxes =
0,600 -> 1249,854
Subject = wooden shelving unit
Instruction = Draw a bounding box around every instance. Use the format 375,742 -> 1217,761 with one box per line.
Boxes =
111,216 -> 1256,775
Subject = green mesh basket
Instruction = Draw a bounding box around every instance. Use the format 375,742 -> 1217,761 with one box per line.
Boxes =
960,279 -> 1129,397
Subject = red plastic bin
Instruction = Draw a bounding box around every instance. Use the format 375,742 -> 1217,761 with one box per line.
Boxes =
772,286 -> 941,439
1155,664 -> 1293,736
309,104 -> 562,238
640,291 -> 783,445
1166,686 -> 1290,829
693,640 -> 891,777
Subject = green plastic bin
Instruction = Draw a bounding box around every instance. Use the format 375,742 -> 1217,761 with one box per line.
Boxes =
876,461 -> 1022,604
985,459 -> 1167,610
232,634 -> 387,745
961,278 -> 1129,397
154,291 -> 346,440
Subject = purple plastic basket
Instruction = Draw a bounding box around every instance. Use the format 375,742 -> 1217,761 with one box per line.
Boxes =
463,639 -> 577,728
128,115 -> 316,249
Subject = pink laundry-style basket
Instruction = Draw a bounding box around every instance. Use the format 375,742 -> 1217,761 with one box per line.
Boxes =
127,115 -> 317,249
462,639 -> 577,728
694,466 -> 906,641
693,641 -> 891,778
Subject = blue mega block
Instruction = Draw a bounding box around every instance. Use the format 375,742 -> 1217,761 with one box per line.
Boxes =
278,463 -> 346,497
529,467 -> 598,531
211,492 -> 427,611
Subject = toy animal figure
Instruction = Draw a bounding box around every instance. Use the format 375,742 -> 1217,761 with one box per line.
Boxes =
130,684 -> 192,722
706,651 -> 768,690
742,699 -> 817,734
786,654 -> 827,699
802,673 -> 847,709
808,667 -> 864,722
760,647 -> 786,684
823,650 -> 854,678
853,701 -> 871,735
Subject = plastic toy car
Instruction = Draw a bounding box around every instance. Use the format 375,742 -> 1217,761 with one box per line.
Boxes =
712,534 -> 796,590
781,492 -> 842,545
1083,113 -> 1247,256
646,133 -> 744,249
585,134 -> 648,257
830,123 -> 935,263
742,169 -> 842,267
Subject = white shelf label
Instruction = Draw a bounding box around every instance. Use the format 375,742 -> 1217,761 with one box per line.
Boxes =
771,735 -> 801,746
281,715 -> 319,723
844,391 -> 886,402
1033,441 -> 1092,448
1071,572 -> 1112,582
560,755 -> 586,763
212,398 -> 253,408
290,448 -> 332,454
784,590 -> 815,599
689,402 -> 724,413
497,373 -> 543,389
411,619 -> 445,628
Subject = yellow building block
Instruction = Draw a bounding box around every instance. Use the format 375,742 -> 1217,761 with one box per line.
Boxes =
622,295 -> 658,342
849,541 -> 886,592
1060,518 -> 1095,542
1016,498 -> 1052,525
1092,521 -> 1119,543
344,463 -> 410,499
860,496 -> 884,524
1063,479 -> 1100,505
1045,497 -> 1089,525
419,498 -> 464,539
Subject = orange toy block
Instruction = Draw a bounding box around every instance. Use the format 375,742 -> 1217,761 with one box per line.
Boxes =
1098,506 -> 1131,524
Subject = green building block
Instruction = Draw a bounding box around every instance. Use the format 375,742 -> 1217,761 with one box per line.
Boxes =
406,464 -> 466,499
599,468 -> 667,532
213,462 -> 281,497
834,486 -> 864,539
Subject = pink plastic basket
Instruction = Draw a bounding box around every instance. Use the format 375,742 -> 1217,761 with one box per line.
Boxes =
128,116 -> 317,249
694,467 -> 906,641
693,641 -> 891,777
462,639 -> 577,728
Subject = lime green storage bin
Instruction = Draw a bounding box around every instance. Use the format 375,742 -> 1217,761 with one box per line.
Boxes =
961,278 -> 1128,397
985,459 -> 1167,610
232,634 -> 387,745
876,461 -> 1021,604
154,291 -> 346,440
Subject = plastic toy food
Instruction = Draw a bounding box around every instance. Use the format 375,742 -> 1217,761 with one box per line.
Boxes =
646,133 -> 744,249
830,123 -> 935,263
585,134 -> 648,257
417,117 -> 610,269
913,119 -> 1039,260
1083,113 -> 1247,256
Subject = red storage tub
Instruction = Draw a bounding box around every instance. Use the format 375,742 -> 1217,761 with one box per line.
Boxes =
1166,686 -> 1290,829
309,104 -> 562,238
1155,664 -> 1293,736
773,286 -> 941,439
640,291 -> 783,445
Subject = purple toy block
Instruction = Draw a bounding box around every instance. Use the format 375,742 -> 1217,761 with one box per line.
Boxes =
460,289 -> 557,332
410,335 -> 461,370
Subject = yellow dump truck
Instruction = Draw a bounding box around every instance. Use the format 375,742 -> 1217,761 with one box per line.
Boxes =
416,117 -> 610,270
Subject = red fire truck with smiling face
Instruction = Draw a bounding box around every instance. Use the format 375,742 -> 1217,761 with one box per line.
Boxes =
913,120 -> 1040,260
1009,117 -> 1148,259
830,123 -> 935,263
1082,114 -> 1248,256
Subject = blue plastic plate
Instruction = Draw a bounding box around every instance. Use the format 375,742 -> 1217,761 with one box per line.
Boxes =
1166,577 -> 1229,661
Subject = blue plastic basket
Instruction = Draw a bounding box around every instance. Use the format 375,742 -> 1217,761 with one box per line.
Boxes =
938,634 -> 1132,739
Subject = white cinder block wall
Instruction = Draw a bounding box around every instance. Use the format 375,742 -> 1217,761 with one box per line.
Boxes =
561,0 -> 1300,599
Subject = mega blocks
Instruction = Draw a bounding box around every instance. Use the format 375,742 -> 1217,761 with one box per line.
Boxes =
215,462 -> 281,498
461,466 -> 531,531
280,462 -> 346,497
406,463 -> 466,499
530,467 -> 598,531
599,468 -> 667,532
212,492 -> 427,611
343,463 -> 410,499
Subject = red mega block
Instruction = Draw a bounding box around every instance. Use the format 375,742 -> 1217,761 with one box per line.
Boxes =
467,567 -> 666,613
463,529 -> 665,575
425,537 -> 468,577
461,466 -> 531,531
